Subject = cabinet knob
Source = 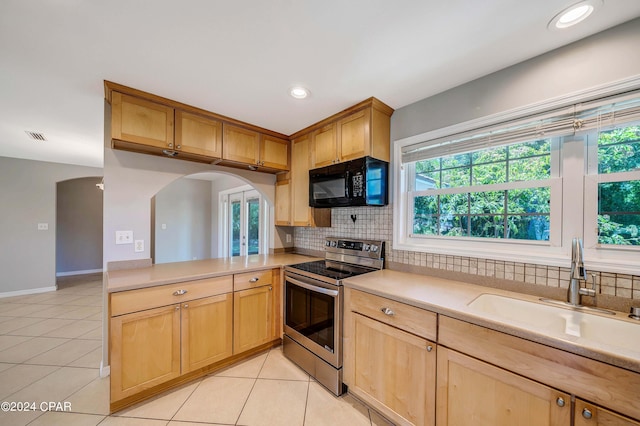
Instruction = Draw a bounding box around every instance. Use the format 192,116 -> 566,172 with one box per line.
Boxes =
582,408 -> 593,419
556,397 -> 565,407
183,304 -> 188,308
175,306 -> 180,311
268,286 -> 272,291
427,345 -> 433,352
173,289 -> 188,296
176,145 -> 181,149
381,307 -> 395,316
168,143 -> 173,148
249,277 -> 259,283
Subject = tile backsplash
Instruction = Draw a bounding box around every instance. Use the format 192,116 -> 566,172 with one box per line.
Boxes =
293,205 -> 640,301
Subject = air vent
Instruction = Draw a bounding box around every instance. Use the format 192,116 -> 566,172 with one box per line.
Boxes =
25,131 -> 47,141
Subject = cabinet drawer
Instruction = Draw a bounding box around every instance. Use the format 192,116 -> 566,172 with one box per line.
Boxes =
111,276 -> 233,317
233,269 -> 274,291
348,289 -> 437,341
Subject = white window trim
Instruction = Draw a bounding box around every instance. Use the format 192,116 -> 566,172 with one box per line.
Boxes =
393,75 -> 640,274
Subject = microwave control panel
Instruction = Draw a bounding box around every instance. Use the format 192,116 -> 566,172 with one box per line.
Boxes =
352,172 -> 364,197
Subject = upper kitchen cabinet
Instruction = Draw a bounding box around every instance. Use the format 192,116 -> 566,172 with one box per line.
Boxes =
175,110 -> 222,159
111,91 -> 175,150
222,124 -> 260,165
302,98 -> 393,169
105,81 -> 290,171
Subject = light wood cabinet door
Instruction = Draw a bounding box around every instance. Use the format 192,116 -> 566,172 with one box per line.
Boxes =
223,123 -> 260,165
260,135 -> 289,170
233,285 -> 274,354
337,108 -> 371,162
311,123 -> 338,168
181,294 -> 233,374
575,400 -> 640,426
110,304 -> 181,401
436,347 -> 571,426
111,92 -> 174,149
292,134 -> 312,226
349,312 -> 436,426
275,178 -> 291,226
175,110 -> 222,159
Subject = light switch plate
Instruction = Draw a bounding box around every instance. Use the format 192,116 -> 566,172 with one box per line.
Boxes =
134,240 -> 144,252
116,230 -> 133,245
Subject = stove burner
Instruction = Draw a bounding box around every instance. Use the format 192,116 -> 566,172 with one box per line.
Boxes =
286,260 -> 376,281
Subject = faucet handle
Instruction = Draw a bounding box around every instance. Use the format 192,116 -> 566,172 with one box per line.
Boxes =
580,273 -> 597,298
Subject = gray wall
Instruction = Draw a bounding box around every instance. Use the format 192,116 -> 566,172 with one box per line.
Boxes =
391,18 -> 640,142
56,177 -> 103,274
154,178 -> 212,264
0,156 -> 102,294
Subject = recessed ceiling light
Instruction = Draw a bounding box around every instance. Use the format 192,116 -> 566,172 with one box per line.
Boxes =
290,86 -> 309,99
548,0 -> 602,30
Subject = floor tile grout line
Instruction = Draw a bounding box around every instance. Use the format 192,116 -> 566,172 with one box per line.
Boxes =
166,377 -> 206,423
234,377 -> 259,425
302,375 -> 311,426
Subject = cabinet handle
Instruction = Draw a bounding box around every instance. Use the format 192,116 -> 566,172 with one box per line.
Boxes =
268,286 -> 272,291
176,145 -> 181,149
427,345 -> 433,352
168,143 -> 173,148
381,307 -> 395,316
249,277 -> 259,283
556,397 -> 565,407
582,408 -> 593,419
183,304 -> 188,308
175,306 -> 180,311
173,289 -> 188,296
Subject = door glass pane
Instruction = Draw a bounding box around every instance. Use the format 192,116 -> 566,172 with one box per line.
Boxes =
231,200 -> 241,257
247,197 -> 260,255
285,281 -> 335,352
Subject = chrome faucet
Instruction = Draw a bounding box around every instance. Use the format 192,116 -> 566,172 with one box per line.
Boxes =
567,238 -> 596,306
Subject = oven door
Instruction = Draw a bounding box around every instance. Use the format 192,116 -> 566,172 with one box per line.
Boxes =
284,272 -> 341,368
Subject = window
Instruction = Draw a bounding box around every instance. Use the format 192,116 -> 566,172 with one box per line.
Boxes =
394,87 -> 640,273
411,140 -> 553,240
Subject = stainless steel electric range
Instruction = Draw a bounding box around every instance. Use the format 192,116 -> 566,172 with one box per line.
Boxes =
283,237 -> 384,395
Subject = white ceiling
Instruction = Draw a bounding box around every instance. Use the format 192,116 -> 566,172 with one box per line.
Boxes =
1,1 -> 639,169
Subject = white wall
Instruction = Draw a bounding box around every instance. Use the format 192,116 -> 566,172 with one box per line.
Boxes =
0,156 -> 102,295
56,177 -> 103,274
153,178 -> 212,264
391,18 -> 640,142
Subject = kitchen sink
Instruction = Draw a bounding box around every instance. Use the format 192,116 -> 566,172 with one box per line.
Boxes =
467,293 -> 640,356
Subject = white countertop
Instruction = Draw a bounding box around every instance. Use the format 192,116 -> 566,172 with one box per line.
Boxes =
343,269 -> 640,374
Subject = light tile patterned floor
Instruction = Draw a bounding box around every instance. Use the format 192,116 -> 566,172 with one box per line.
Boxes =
0,276 -> 393,425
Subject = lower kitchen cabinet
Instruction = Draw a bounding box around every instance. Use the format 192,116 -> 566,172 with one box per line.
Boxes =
575,400 -> 640,426
233,284 -> 274,354
436,346 -> 571,426
181,293 -> 233,373
110,304 -> 181,402
351,312 -> 435,426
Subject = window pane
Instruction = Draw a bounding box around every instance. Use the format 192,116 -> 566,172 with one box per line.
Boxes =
442,167 -> 470,187
508,140 -> 550,158
507,187 -> 550,214
598,180 -> 640,245
442,153 -> 470,169
470,215 -> 504,238
597,124 -> 640,174
247,198 -> 260,255
231,201 -> 241,257
509,156 -> 550,181
440,215 -> 467,236
414,195 -> 438,215
415,158 -> 440,173
413,214 -> 438,235
415,171 -> 440,190
472,162 -> 506,185
472,146 -> 507,164
440,193 -> 468,215
470,191 -> 504,214
506,215 -> 550,240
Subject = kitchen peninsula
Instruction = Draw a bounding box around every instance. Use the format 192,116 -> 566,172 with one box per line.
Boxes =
106,253 -> 315,412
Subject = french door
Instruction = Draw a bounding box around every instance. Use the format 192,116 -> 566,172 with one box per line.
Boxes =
226,188 -> 265,257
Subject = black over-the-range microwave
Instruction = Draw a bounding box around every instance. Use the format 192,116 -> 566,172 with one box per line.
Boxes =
309,156 -> 388,208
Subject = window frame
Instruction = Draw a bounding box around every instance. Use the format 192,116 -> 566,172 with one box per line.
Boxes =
393,78 -> 640,275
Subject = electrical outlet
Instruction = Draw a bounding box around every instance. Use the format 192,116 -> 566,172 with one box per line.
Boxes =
134,240 -> 144,252
116,230 -> 133,245
161,223 -> 167,230
37,223 -> 48,231
286,234 -> 292,243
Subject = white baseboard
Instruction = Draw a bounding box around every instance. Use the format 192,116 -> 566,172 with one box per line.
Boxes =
56,268 -> 103,277
100,361 -> 110,378
0,286 -> 57,299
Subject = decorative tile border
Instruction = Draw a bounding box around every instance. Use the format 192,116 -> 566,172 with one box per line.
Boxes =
293,205 -> 640,300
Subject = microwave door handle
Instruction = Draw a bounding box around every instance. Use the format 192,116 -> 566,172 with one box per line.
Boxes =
345,170 -> 351,198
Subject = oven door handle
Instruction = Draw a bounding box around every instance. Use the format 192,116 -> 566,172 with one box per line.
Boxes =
286,276 -> 339,297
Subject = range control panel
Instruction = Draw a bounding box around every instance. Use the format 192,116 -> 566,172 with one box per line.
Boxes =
324,237 -> 384,258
